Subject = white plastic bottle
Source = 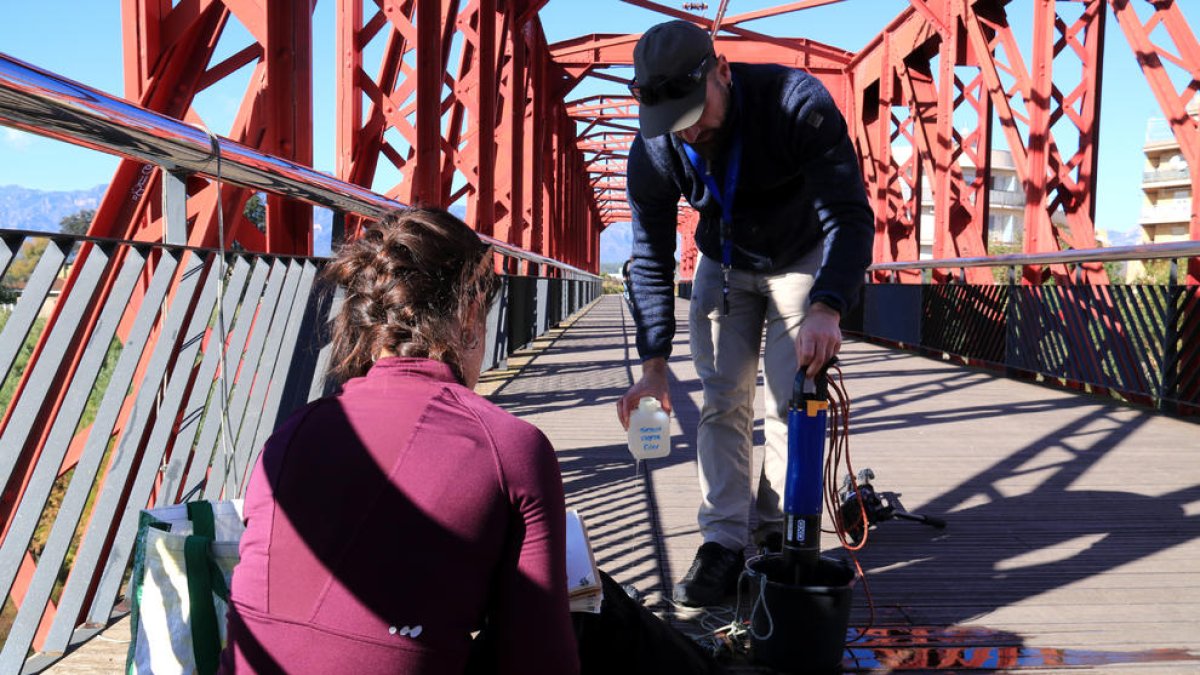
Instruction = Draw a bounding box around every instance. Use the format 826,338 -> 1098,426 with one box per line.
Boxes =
627,397 -> 671,461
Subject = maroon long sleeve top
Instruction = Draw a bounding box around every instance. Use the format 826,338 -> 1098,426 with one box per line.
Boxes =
219,357 -> 580,674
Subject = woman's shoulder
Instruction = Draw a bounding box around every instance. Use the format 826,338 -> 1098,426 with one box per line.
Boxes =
445,384 -> 551,450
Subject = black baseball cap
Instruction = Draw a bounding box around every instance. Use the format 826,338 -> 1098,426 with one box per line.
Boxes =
632,21 -> 715,138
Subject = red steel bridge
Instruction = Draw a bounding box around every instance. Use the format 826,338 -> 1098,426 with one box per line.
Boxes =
0,0 -> 1199,671
4,0 -> 1197,276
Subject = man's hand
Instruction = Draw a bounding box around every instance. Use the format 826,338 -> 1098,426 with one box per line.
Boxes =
618,357 -> 672,429
795,302 -> 842,379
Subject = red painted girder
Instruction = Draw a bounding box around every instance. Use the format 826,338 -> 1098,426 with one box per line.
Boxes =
552,33 -> 852,72
618,0 -> 853,57
960,0 -> 1108,283
264,0 -> 315,254
721,0 -> 849,27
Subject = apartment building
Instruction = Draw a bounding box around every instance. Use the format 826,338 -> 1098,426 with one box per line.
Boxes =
1140,100 -> 1197,244
1125,97 -> 1198,280
893,147 -> 1026,259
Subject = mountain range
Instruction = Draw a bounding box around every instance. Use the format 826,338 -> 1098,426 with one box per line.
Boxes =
1,184 -> 1146,260
0,184 -> 107,232
0,183 -> 335,254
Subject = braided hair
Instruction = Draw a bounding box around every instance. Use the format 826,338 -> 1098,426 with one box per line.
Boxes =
322,207 -> 499,385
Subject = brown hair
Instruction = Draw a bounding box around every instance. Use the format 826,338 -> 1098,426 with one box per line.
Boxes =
322,207 -> 499,384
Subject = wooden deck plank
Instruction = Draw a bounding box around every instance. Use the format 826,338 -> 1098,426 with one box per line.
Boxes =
47,294 -> 1200,673
491,295 -> 1200,672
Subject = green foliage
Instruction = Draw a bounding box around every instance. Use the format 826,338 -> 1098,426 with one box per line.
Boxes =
1130,259 -> 1173,285
988,242 -> 1022,284
59,208 -> 96,236
244,193 -> 267,233
1103,260 -> 1127,285
77,335 -> 123,432
0,317 -> 47,412
6,238 -> 49,287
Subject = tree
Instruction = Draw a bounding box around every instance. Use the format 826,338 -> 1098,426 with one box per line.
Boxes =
59,208 -> 96,236
6,238 -> 49,287
244,193 -> 266,233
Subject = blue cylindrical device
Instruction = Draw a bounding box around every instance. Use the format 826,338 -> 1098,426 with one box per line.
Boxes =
783,363 -> 831,585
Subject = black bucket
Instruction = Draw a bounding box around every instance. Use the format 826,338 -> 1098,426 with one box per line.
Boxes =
743,553 -> 855,674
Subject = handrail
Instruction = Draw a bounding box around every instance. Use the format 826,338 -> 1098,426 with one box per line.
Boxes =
0,51 -> 597,278
869,240 -> 1200,272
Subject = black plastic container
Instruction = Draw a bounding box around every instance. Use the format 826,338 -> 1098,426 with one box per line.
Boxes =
744,553 -> 855,674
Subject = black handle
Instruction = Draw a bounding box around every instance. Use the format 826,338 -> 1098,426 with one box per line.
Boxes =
792,357 -> 837,407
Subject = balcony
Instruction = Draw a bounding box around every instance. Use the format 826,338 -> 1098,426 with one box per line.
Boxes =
1142,168 -> 1193,186
1139,201 -> 1193,224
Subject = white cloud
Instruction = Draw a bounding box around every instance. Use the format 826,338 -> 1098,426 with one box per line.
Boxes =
2,128 -> 37,151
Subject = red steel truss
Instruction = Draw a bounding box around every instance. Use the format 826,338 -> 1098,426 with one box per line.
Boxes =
46,0 -> 1194,280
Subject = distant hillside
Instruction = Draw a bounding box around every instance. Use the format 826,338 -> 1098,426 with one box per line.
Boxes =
1104,227 -> 1143,247
0,183 -> 340,255
0,184 -> 107,232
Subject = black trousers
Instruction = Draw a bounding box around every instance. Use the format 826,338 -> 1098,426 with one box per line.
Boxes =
469,570 -> 728,674
572,571 -> 727,675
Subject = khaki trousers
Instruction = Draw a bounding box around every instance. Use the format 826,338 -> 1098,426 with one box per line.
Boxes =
688,248 -> 822,550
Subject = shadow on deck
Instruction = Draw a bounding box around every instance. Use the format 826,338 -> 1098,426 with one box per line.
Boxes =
50,294 -> 1200,673
490,295 -> 1200,673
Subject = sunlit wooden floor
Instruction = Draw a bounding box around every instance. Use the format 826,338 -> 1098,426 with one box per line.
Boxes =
49,294 -> 1200,674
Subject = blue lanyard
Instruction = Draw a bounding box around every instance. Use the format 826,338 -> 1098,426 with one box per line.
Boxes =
683,126 -> 743,314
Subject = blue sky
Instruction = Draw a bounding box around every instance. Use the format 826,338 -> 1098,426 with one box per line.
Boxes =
1,1 -> 1195,239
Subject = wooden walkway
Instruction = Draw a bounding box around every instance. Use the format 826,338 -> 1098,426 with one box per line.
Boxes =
488,295 -> 1200,673
48,294 -> 1200,673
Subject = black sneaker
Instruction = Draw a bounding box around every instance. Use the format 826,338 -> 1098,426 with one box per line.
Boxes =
672,542 -> 744,607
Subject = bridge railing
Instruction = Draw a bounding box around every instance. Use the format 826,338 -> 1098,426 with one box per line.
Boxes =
0,52 -> 600,671
855,243 -> 1200,416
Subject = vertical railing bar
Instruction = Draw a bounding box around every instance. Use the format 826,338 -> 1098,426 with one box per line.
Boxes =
162,171 -> 188,246
180,257 -> 273,502
42,250 -> 206,652
0,237 -> 69,382
1112,285 -> 1161,396
0,232 -> 23,277
536,277 -> 549,338
0,244 -> 144,608
0,242 -> 109,492
85,252 -> 224,625
1168,291 -> 1200,407
227,259 -> 306,497
1006,285 -> 1025,373
1046,287 -> 1076,379
244,261 -> 319,481
1029,286 -> 1056,375
205,258 -> 290,501
1059,284 -> 1102,387
1103,285 -> 1140,393
1159,271 -> 1183,412
306,285 -> 344,403
487,277 -> 510,373
155,254 -> 253,506
1079,284 -> 1115,390
331,210 -> 346,248
1138,284 -> 1172,391
1102,285 -> 1144,394
0,251 -> 180,671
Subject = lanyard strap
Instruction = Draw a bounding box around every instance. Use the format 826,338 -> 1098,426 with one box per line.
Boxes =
682,130 -> 743,270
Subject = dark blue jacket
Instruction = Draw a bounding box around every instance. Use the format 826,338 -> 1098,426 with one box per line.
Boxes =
626,62 -> 874,361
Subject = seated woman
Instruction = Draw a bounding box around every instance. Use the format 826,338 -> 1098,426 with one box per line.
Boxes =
219,207 -> 580,674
